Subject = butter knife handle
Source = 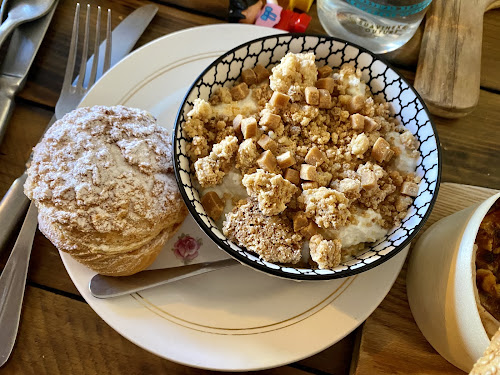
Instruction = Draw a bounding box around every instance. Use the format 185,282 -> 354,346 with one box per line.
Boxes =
0,173 -> 30,254
0,87 -> 15,145
0,203 -> 38,367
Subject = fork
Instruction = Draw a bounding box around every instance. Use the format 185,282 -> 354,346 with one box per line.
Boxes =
0,4 -> 112,367
56,3 -> 111,118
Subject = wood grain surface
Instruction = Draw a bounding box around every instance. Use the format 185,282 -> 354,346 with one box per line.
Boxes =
0,1 -> 499,374
353,183 -> 499,375
414,0 -> 500,118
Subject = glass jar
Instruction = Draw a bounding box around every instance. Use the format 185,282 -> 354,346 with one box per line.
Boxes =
317,0 -> 432,54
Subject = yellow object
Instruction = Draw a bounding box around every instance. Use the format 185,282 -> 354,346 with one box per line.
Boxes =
288,0 -> 314,12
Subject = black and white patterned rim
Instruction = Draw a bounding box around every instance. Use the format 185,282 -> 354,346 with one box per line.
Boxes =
173,34 -> 441,281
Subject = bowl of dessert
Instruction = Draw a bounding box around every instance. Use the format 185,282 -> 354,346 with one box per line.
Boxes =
173,34 -> 441,280
407,193 -> 500,372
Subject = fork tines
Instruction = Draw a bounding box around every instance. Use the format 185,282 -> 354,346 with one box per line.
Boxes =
56,3 -> 112,119
63,3 -> 112,92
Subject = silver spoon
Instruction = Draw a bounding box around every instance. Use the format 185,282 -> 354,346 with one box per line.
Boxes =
89,258 -> 240,299
0,0 -> 55,48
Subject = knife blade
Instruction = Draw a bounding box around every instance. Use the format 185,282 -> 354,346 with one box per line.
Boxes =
0,1 -> 57,144
90,259 -> 239,299
0,4 -> 159,254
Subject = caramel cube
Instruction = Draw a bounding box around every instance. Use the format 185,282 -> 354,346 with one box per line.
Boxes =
386,149 -> 395,161
371,137 -> 393,163
316,78 -> 335,93
256,150 -> 278,172
253,64 -> 270,82
348,94 -> 365,113
240,69 -> 257,86
259,112 -> 281,130
284,168 -> 300,185
293,212 -> 309,232
364,116 -> 380,132
201,191 -> 225,221
316,171 -> 333,187
241,117 -> 258,139
257,134 -> 278,153
230,82 -> 249,101
395,195 -> 412,211
276,151 -> 296,169
318,65 -> 333,78
305,87 -> 319,106
401,181 -> 419,197
318,89 -> 332,109
233,114 -> 243,133
359,169 -> 377,190
300,164 -> 317,181
350,113 -> 365,131
300,221 -> 319,239
302,181 -> 319,190
270,91 -> 290,108
305,146 -> 326,167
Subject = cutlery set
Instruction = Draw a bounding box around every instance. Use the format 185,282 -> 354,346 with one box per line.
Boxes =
0,2 -> 158,367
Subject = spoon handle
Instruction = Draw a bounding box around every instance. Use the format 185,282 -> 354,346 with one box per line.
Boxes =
89,258 -> 240,299
0,17 -> 15,49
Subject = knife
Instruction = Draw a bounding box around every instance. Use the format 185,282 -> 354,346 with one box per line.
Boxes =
90,259 -> 239,299
0,4 -> 159,254
0,2 -> 57,144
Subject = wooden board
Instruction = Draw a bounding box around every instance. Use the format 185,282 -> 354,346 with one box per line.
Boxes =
414,0 -> 500,118
353,182 -> 499,375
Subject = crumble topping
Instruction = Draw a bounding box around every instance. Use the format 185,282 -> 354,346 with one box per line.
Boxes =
194,135 -> 238,187
270,52 -> 318,102
185,52 -> 421,269
236,139 -> 259,175
222,199 -> 303,264
309,234 -> 342,269
298,187 -> 350,229
242,169 -> 298,216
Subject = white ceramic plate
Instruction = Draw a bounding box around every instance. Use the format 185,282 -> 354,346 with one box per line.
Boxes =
61,24 -> 409,371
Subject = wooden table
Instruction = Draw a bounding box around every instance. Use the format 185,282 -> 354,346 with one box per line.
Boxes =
0,1 -> 499,374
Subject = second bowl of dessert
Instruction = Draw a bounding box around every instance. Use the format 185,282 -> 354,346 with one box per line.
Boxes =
173,34 -> 441,280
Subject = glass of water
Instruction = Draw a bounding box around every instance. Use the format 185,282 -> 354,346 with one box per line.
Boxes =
317,0 -> 432,54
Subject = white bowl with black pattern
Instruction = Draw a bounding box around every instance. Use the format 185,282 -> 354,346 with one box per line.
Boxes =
173,34 -> 441,280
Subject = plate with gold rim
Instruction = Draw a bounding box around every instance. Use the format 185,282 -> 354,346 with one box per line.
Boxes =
59,24 -> 409,371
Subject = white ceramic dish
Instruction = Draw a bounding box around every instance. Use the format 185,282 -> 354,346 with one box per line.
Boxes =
55,25 -> 412,371
407,192 -> 500,372
173,33 -> 440,280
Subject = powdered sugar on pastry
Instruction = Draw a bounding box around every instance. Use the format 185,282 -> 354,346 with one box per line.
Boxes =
25,106 -> 187,268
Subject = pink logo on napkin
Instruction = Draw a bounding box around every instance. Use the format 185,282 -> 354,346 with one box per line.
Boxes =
173,234 -> 202,261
